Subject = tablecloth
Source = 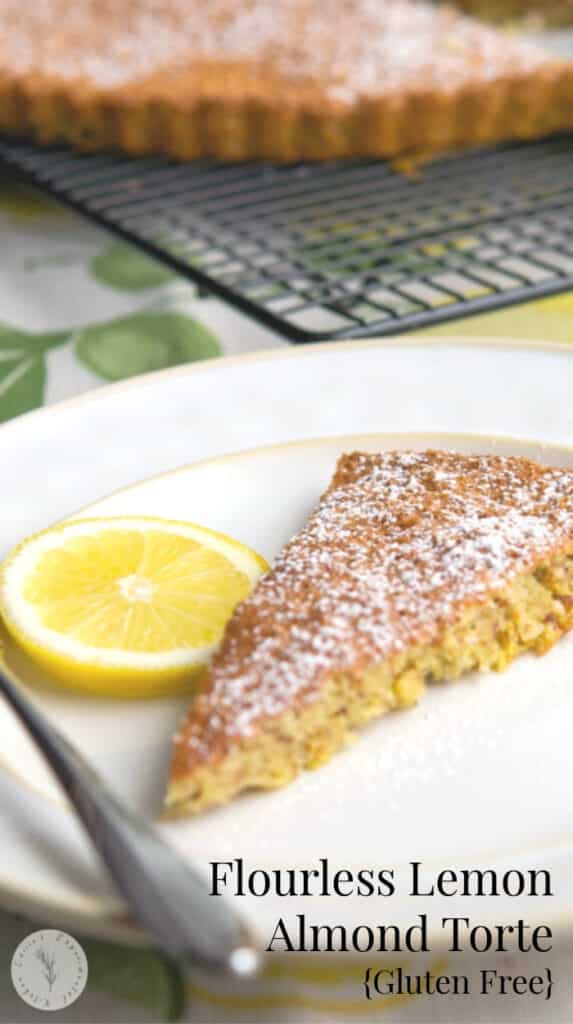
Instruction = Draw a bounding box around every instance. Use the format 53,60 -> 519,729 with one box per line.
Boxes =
1,168 -> 573,1024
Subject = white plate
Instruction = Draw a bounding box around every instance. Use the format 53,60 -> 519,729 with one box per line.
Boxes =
4,430 -> 573,950
1,336 -> 573,947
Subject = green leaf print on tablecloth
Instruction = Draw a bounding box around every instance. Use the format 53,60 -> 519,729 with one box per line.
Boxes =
75,311 -> 221,381
91,242 -> 177,291
81,936 -> 185,1021
0,324 -> 70,422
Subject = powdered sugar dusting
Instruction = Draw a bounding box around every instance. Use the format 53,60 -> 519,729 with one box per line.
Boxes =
0,0 -> 554,94
177,450 -> 573,763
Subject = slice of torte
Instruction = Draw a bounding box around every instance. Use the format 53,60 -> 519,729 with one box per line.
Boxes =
167,450 -> 573,815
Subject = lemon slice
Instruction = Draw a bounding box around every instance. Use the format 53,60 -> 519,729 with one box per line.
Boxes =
0,516 -> 268,697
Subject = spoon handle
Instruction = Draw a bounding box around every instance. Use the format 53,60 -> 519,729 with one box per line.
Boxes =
0,666 -> 258,976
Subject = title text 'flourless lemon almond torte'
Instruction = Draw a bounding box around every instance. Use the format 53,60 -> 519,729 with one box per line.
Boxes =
0,1 -> 573,161
168,450 -> 573,815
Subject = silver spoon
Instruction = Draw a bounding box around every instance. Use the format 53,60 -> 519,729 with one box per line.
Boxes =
0,664 -> 260,978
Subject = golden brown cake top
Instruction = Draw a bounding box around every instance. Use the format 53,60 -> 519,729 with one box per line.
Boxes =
173,450 -> 573,773
0,0 -> 556,100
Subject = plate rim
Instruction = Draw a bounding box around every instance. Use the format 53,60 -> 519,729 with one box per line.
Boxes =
0,334 -> 571,442
3,426 -> 573,943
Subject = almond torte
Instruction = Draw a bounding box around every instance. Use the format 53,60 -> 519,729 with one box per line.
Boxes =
0,1 -> 573,161
167,450 -> 573,815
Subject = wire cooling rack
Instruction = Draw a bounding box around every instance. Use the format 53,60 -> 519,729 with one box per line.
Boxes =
2,133 -> 573,342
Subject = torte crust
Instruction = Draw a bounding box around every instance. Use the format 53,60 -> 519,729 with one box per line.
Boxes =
4,68 -> 573,162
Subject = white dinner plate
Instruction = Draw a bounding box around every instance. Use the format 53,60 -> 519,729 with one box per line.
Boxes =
1,336 -> 573,948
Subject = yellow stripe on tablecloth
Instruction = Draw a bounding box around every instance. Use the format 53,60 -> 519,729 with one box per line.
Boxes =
186,958 -> 448,1017
263,956 -> 398,985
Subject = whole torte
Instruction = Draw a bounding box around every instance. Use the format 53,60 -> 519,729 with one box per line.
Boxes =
168,450 -> 573,815
0,0 -> 572,161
